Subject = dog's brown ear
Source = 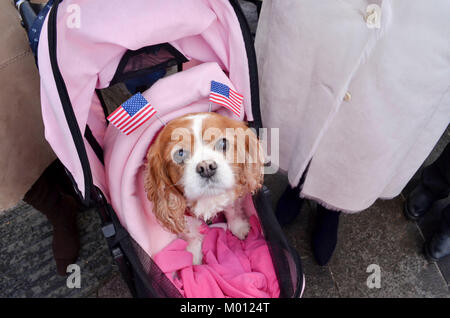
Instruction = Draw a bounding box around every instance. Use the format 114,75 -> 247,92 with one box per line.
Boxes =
235,124 -> 264,196
145,143 -> 186,234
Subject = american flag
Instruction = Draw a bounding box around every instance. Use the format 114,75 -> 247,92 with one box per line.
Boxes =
107,93 -> 156,135
209,80 -> 243,117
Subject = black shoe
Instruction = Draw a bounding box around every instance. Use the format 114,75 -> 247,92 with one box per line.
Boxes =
424,232 -> 450,262
424,215 -> 450,262
312,205 -> 340,266
275,184 -> 304,226
404,184 -> 437,221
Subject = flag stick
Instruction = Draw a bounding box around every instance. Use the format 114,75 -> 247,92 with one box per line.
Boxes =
155,113 -> 166,126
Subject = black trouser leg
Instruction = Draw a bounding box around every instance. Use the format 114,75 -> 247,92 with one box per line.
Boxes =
422,142 -> 450,200
418,142 -> 450,260
275,163 -> 310,226
405,142 -> 450,220
312,205 -> 340,266
425,203 -> 450,261
23,159 -> 82,275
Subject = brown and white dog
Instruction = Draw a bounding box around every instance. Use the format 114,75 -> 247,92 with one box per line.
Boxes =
145,112 -> 263,264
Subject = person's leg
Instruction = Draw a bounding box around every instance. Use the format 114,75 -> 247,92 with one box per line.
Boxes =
424,203 -> 450,261
405,143 -> 450,220
23,160 -> 83,275
275,183 -> 305,226
422,142 -> 450,197
312,204 -> 341,266
275,165 -> 310,226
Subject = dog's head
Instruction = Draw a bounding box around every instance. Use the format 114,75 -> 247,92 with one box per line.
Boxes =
145,112 -> 264,234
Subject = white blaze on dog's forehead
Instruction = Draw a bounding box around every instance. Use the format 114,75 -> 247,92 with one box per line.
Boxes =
188,113 -> 211,151
190,114 -> 209,140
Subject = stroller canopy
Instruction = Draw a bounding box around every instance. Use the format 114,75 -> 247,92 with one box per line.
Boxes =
37,0 -> 254,201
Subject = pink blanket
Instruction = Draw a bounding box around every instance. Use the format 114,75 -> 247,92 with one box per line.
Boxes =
153,215 -> 280,298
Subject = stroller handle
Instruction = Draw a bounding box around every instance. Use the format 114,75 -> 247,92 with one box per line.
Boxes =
13,0 -> 40,32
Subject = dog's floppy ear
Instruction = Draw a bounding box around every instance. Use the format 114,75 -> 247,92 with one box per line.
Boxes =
145,141 -> 186,234
235,124 -> 264,196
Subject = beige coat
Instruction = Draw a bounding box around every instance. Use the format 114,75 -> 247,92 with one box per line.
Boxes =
256,0 -> 450,212
0,1 -> 55,211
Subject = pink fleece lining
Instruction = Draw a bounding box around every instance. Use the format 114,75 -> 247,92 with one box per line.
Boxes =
153,215 -> 280,298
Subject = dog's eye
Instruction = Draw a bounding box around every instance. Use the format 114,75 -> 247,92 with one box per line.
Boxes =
173,148 -> 190,164
215,138 -> 228,153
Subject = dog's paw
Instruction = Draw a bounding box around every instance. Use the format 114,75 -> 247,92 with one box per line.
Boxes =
186,239 -> 203,265
229,218 -> 250,240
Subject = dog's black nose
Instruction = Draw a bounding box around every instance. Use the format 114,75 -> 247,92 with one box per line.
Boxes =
196,160 -> 217,178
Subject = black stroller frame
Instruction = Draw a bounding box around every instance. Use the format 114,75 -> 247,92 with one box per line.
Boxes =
14,0 -> 304,298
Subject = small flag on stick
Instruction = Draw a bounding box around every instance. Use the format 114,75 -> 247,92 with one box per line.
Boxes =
209,80 -> 243,117
107,93 -> 157,135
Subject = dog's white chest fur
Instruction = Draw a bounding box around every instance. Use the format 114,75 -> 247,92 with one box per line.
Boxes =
188,191 -> 235,222
184,194 -> 249,265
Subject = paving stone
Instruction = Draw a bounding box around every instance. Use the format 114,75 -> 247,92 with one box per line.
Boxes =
0,204 -> 118,297
300,257 -> 340,298
96,273 -> 133,298
328,197 -> 449,297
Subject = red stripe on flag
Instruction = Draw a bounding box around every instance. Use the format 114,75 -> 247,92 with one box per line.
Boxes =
125,109 -> 157,135
210,94 -> 241,115
211,100 -> 240,116
230,89 -> 243,100
209,96 -> 240,113
118,104 -> 152,131
209,93 -> 241,110
107,106 -> 124,121
210,98 -> 241,116
112,110 -> 130,127
122,106 -> 155,134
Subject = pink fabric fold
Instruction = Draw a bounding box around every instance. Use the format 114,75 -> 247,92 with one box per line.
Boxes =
153,215 -> 280,298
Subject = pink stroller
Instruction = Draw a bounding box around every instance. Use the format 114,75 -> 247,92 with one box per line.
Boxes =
15,0 -> 304,297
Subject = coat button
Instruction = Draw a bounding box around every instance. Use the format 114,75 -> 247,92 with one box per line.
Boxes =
366,4 -> 381,29
343,91 -> 352,102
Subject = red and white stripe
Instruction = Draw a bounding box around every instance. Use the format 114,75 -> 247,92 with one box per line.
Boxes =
209,89 -> 243,117
107,103 -> 156,135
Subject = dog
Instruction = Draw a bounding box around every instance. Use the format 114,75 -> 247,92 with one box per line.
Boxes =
145,112 -> 264,264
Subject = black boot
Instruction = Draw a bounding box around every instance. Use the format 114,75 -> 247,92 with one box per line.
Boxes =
424,205 -> 450,262
404,184 -> 438,221
275,184 -> 305,226
312,205 -> 340,266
